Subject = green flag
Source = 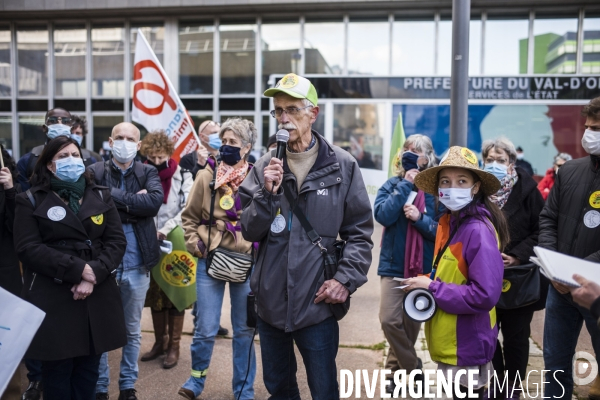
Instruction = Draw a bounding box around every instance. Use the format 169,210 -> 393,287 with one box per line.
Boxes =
152,225 -> 197,311
389,112 -> 407,178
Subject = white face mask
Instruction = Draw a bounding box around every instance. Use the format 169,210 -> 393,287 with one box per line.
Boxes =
438,186 -> 474,212
111,139 -> 138,164
516,153 -> 524,160
582,129 -> 600,156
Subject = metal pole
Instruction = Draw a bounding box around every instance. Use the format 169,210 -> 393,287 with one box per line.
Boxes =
449,0 -> 470,148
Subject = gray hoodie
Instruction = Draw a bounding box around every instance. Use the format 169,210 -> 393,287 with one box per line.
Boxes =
240,133 -> 373,332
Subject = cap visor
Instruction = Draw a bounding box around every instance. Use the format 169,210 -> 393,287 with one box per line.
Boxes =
263,88 -> 306,99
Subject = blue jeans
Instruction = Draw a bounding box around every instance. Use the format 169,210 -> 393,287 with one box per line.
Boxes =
543,285 -> 600,399
42,354 -> 101,400
181,259 -> 256,399
257,316 -> 339,400
96,267 -> 150,393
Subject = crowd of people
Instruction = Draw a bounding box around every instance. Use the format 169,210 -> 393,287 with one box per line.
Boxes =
0,73 -> 599,400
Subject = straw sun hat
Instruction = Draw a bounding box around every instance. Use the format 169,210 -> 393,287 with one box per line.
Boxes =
414,146 -> 501,197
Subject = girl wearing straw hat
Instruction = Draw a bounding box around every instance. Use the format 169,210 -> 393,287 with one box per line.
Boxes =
403,146 -> 509,399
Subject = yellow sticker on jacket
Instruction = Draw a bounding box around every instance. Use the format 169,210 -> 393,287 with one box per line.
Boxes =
91,214 -> 104,225
502,279 -> 511,292
590,191 -> 600,209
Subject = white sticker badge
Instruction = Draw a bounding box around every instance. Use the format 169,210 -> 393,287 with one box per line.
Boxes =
270,214 -> 286,233
47,206 -> 66,222
584,210 -> 600,229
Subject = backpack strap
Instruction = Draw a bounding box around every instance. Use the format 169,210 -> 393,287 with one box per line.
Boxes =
92,162 -> 105,185
25,189 -> 36,207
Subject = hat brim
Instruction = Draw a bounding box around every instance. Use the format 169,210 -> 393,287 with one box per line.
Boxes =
414,165 -> 501,197
263,87 -> 306,99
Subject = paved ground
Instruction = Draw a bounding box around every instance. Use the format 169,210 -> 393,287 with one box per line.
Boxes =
15,223 -> 598,399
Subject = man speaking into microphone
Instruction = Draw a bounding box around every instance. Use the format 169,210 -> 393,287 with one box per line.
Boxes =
240,73 -> 373,399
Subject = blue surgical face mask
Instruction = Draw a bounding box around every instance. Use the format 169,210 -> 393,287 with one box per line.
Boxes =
483,162 -> 508,181
70,134 -> 83,146
208,133 -> 222,150
54,156 -> 85,183
47,124 -> 72,140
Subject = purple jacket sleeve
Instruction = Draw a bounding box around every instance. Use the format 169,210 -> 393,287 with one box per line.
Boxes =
428,222 -> 504,315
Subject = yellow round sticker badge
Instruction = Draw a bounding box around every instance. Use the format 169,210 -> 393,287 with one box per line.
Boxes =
220,195 -> 234,210
279,74 -> 298,89
590,191 -> 600,209
502,279 -> 511,293
461,148 -> 478,165
160,251 -> 196,287
91,214 -> 104,225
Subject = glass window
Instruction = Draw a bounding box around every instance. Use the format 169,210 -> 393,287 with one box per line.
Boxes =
17,28 -> 48,97
92,26 -> 125,97
93,115 -> 123,155
392,20 -> 435,75
484,18 -> 529,75
54,27 -> 86,97
220,24 -> 256,95
131,26 -> 164,93
437,20 -> 481,76
179,24 -> 214,95
261,22 -> 301,91
304,21 -> 344,74
582,17 -> 600,74
0,116 -> 12,153
533,17 -> 578,74
348,20 -> 389,75
18,115 -> 45,155
333,103 -> 384,170
0,28 -> 11,97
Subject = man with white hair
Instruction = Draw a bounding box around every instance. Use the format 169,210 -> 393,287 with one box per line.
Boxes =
240,73 -> 374,399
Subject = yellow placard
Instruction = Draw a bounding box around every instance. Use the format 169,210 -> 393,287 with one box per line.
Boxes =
91,214 -> 104,225
590,191 -> 600,209
502,279 -> 511,293
461,148 -> 478,165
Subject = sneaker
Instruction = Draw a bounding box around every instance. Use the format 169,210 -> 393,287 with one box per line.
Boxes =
217,325 -> 229,336
118,389 -> 138,400
178,387 -> 195,399
96,394 -> 110,400
21,381 -> 43,400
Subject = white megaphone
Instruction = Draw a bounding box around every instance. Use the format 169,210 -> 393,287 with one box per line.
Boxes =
403,288 -> 437,322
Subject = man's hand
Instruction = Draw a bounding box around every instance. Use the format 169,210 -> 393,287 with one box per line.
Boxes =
82,264 -> 96,284
137,189 -> 147,195
315,279 -> 349,304
196,144 -> 209,166
72,280 -> 94,300
552,281 -> 571,294
570,274 -> 600,309
404,169 -> 419,183
264,157 -> 283,193
501,253 -> 521,267
0,167 -> 13,190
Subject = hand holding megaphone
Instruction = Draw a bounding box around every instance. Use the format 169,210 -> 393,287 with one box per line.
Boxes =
402,275 -> 437,322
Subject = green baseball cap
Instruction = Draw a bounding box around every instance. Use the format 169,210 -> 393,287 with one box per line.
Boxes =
264,73 -> 318,106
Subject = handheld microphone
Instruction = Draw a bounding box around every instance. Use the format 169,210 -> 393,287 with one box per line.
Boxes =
275,129 -> 290,160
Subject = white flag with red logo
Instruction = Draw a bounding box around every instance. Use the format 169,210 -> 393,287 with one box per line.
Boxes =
132,29 -> 199,162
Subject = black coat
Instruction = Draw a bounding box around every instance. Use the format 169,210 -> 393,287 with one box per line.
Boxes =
499,167 -> 548,312
14,182 -> 127,361
89,160 -> 163,271
0,186 -> 21,297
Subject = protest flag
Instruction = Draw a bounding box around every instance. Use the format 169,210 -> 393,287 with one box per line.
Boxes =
388,112 -> 407,178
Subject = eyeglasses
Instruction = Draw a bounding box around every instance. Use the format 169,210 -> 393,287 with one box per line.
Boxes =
269,105 -> 313,118
199,120 -> 220,134
46,116 -> 73,126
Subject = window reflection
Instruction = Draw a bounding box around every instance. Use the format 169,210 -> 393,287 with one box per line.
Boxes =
261,23 -> 301,91
582,17 -> 600,74
0,116 -> 12,153
469,20 -> 481,75
304,21 -> 344,74
93,115 -> 123,155
484,19 -> 529,75
18,115 -> 45,155
392,20 -> 435,75
55,28 -> 86,97
533,18 -> 578,74
348,20 -> 389,75
334,104 -> 384,170
437,20 -> 481,76
220,24 -> 256,94
180,25 -> 214,95
17,28 -> 48,97
92,26 -> 125,97
0,29 -> 11,96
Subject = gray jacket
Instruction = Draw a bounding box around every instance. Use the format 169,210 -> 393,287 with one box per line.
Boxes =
240,133 -> 373,332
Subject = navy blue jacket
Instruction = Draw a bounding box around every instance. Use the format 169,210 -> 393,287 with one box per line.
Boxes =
374,176 -> 440,278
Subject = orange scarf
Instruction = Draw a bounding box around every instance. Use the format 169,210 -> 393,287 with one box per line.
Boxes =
215,162 -> 249,192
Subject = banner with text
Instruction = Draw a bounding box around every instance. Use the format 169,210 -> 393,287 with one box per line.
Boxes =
132,29 -> 199,162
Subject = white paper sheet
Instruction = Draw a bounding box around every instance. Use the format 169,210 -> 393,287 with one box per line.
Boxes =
533,246 -> 600,288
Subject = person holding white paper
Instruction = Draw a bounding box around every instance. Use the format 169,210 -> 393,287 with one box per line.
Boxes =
374,134 -> 440,394
538,96 -> 600,399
